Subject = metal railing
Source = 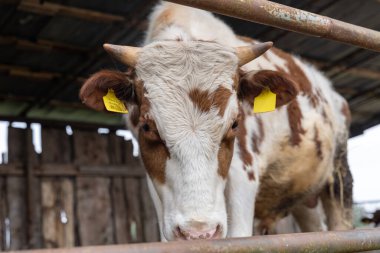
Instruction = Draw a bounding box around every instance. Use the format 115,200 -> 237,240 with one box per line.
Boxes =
166,0 -> 380,52
8,229 -> 380,253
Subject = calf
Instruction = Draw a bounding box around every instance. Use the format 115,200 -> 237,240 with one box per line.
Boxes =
80,2 -> 353,241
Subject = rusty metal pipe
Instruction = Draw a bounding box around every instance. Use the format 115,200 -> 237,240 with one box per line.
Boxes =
9,229 -> 380,253
166,0 -> 380,52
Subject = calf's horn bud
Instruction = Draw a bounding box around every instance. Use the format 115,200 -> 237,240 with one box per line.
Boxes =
236,42 -> 273,66
103,44 -> 141,67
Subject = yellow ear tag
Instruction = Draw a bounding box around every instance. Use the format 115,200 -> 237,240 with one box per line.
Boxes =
253,87 -> 276,113
102,89 -> 129,114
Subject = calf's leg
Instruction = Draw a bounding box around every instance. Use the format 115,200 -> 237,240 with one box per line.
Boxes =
226,158 -> 258,237
321,142 -> 353,230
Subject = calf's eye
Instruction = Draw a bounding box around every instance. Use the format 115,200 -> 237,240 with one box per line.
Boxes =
142,123 -> 150,132
232,121 -> 239,129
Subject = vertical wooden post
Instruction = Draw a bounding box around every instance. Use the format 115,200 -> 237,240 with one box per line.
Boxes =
7,127 -> 27,250
109,133 -> 129,244
0,176 -> 5,251
26,128 -> 42,248
140,178 -> 160,242
74,129 -> 114,246
40,127 -> 74,248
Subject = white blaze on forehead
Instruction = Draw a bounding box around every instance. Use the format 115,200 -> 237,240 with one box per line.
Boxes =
135,41 -> 239,156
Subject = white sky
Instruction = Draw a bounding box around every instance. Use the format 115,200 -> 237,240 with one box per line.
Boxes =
348,124 -> 380,205
0,121 -> 379,204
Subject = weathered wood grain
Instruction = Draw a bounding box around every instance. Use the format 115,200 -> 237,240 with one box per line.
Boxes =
58,179 -> 75,248
74,130 -> 114,246
41,179 -> 58,248
111,178 -> 129,244
7,127 -> 27,250
140,178 -> 160,242
124,178 -> 143,243
41,127 -> 74,248
76,177 -> 114,245
26,128 -> 42,249
0,176 -> 5,251
73,130 -> 109,166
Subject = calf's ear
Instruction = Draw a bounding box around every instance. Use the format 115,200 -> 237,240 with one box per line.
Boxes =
238,70 -> 299,109
79,69 -> 136,111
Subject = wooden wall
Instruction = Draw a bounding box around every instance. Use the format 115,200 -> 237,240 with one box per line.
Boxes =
0,125 -> 159,251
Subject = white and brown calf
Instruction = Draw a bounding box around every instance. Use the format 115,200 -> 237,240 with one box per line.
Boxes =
80,2 -> 353,241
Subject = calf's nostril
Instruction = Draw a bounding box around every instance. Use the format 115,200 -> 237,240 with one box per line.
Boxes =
175,224 -> 221,240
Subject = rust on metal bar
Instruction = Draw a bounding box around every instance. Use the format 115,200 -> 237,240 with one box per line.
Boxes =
8,229 -> 380,253
166,0 -> 380,52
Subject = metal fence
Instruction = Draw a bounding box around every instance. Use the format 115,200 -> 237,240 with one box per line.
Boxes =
7,229 -> 380,253
166,0 -> 380,52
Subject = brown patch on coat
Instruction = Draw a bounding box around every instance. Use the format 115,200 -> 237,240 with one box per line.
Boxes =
237,35 -> 319,108
188,87 -> 232,117
247,171 -> 255,181
129,108 -> 140,127
341,101 -> 351,127
128,78 -> 147,127
287,100 -> 305,146
239,70 -> 299,109
252,117 -> 264,154
236,106 -> 253,171
271,47 -> 322,108
138,118 -> 169,184
255,162 -> 309,228
123,79 -> 169,184
189,88 -> 212,112
314,126 -> 323,160
218,136 -> 235,179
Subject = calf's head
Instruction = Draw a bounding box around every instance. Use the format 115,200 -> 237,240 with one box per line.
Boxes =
80,40 -> 298,240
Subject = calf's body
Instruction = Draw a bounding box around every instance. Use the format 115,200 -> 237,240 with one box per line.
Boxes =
81,1 -> 353,241
142,2 -> 352,237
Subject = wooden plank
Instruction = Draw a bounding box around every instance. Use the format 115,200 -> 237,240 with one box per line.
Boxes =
6,127 -> 27,250
41,127 -> 74,248
0,176 -> 5,251
111,178 -> 128,244
18,0 -> 125,23
41,127 -> 71,164
41,177 -> 73,248
26,128 -> 42,249
0,164 -> 24,175
41,179 -> 58,248
73,130 -> 109,166
0,164 -> 146,177
74,129 -> 114,246
76,177 -> 113,246
108,132 -> 129,244
6,177 -> 27,250
79,166 -> 145,177
0,35 -> 88,53
57,179 -> 75,248
108,133 -> 123,165
124,178 -> 143,243
140,178 -> 160,242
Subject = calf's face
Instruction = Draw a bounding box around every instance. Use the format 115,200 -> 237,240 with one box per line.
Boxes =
80,40 -> 298,240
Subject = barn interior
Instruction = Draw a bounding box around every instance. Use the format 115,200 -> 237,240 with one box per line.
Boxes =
0,0 -> 379,251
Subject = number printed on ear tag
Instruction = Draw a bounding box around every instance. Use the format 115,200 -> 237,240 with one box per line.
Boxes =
253,87 -> 276,113
103,89 -> 129,113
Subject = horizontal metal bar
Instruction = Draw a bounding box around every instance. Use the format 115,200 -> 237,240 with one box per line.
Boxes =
166,0 -> 380,52
8,229 -> 380,253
